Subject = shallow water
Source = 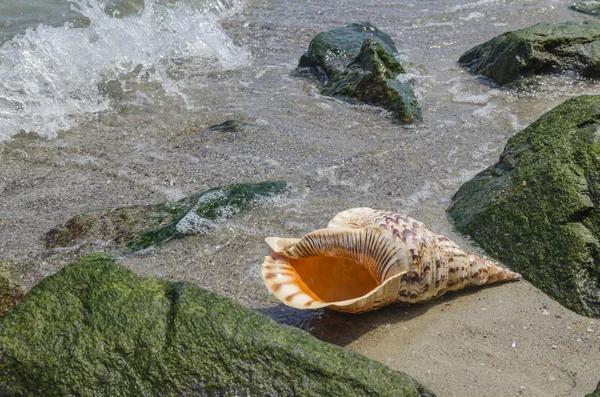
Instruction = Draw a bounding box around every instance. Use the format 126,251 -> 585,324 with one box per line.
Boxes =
2,0 -> 600,395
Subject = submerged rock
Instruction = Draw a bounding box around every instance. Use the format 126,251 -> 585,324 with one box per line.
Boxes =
0,261 -> 27,317
448,96 -> 600,318
45,181 -> 287,252
570,1 -> 600,17
207,120 -> 259,133
299,22 -> 421,123
0,254 -> 435,397
459,21 -> 600,86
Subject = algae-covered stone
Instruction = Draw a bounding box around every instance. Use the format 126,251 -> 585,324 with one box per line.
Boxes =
45,181 -> 287,252
0,254 -> 435,397
448,96 -> 600,318
0,261 -> 27,317
570,1 -> 600,17
299,22 -> 421,123
459,21 -> 600,86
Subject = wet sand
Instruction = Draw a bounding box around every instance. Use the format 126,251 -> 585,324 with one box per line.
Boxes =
2,0 -> 600,396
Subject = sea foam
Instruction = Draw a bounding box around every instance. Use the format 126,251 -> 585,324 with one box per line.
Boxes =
0,0 -> 248,141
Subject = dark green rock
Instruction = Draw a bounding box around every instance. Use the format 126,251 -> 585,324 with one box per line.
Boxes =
448,95 -> 600,317
570,1 -> 600,17
459,21 -> 600,86
0,254 -> 435,397
0,261 -> 27,317
299,22 -> 421,123
45,181 -> 288,252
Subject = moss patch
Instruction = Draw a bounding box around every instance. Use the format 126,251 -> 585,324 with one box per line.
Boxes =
0,254 -> 435,397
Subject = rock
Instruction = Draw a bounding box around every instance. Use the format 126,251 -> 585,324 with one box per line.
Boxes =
0,261 -> 27,317
0,254 -> 435,397
299,22 -> 421,123
447,96 -> 600,318
570,1 -> 600,17
207,120 -> 258,133
459,21 -> 600,86
45,181 -> 288,252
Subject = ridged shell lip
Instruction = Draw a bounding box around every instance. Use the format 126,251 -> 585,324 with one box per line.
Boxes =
261,253 -> 405,312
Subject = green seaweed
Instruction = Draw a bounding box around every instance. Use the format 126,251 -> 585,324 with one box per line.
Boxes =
459,21 -> 600,86
127,181 -> 288,250
448,96 -> 600,317
0,254 -> 435,397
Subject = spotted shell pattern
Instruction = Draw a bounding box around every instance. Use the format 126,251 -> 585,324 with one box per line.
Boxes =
262,208 -> 521,313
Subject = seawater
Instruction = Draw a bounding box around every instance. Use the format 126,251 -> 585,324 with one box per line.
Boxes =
0,0 -> 248,141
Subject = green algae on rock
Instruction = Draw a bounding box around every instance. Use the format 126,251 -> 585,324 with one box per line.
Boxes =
570,1 -> 600,17
299,22 -> 421,123
45,181 -> 288,252
0,254 -> 435,397
0,261 -> 28,317
447,96 -> 600,318
459,21 -> 600,86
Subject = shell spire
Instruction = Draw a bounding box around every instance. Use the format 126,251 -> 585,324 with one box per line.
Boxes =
262,208 -> 521,313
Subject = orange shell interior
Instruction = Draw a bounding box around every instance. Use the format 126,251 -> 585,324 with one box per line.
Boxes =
271,255 -> 380,303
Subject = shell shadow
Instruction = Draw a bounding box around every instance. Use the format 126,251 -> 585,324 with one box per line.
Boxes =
257,283 -> 508,347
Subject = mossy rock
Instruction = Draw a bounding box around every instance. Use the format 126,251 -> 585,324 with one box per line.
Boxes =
570,1 -> 600,17
0,261 -> 27,317
448,95 -> 600,317
299,22 -> 421,123
0,254 -> 435,397
459,21 -> 600,86
45,181 -> 288,252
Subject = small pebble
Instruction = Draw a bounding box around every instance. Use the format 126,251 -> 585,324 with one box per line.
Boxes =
512,341 -> 516,348
586,328 -> 593,332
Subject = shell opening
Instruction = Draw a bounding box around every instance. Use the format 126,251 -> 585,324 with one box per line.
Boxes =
283,255 -> 380,303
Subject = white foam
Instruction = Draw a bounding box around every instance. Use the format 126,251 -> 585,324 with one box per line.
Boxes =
0,0 -> 249,141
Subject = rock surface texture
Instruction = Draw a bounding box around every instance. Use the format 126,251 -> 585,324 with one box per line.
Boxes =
459,21 -> 600,86
448,95 -> 600,318
0,254 -> 434,397
299,22 -> 421,123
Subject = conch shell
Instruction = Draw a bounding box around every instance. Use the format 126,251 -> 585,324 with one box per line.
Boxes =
262,208 -> 521,313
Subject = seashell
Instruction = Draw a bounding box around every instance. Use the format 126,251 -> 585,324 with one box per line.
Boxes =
262,208 -> 521,313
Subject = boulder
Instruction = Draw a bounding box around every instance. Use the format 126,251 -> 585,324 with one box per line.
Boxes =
299,22 -> 421,123
459,21 -> 600,86
448,96 -> 600,318
0,254 -> 435,397
45,181 -> 287,251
